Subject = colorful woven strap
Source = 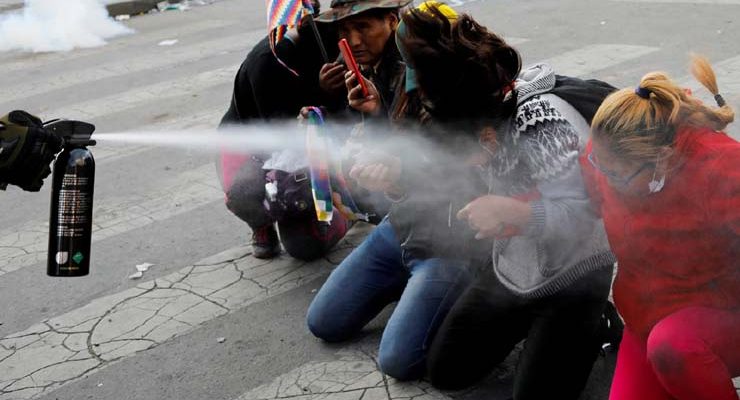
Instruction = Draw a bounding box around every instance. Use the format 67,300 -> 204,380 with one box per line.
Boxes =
305,107 -> 369,223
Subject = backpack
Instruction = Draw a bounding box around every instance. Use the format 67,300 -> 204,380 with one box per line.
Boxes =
551,75 -> 618,124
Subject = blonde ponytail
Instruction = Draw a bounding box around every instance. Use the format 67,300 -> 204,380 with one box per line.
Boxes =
687,54 -> 734,130
591,56 -> 735,162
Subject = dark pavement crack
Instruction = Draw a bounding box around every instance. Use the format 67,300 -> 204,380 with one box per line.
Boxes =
86,285 -> 158,362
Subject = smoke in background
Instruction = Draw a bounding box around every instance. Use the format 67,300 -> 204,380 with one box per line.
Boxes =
0,0 -> 133,53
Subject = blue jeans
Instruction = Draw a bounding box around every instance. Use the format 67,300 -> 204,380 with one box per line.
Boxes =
306,219 -> 471,380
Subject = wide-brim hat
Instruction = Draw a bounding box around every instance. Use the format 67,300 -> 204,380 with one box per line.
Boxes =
314,0 -> 413,23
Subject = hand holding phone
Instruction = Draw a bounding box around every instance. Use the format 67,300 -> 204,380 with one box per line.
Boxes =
338,38 -> 369,98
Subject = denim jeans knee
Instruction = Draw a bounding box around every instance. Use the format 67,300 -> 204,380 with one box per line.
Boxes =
378,258 -> 471,380
306,220 -> 406,342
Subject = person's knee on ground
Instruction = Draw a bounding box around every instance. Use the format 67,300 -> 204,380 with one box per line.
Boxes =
307,221 -> 407,344
306,305 -> 356,343
646,311 -> 739,400
305,278 -> 358,342
279,214 -> 350,261
377,343 -> 425,381
427,352 -> 488,390
281,236 -> 327,261
646,318 -> 700,385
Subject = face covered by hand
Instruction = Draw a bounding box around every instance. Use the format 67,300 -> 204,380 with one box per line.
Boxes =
0,110 -> 64,191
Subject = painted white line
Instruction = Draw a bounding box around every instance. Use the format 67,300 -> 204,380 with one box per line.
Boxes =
234,349 -> 452,400
88,106 -> 226,164
506,37 -> 529,46
2,30 -> 263,102
41,64 -> 238,121
0,163 -> 223,276
0,224 -> 372,400
0,107 -> 227,278
0,19 -> 231,75
542,44 -> 659,77
444,0 -> 493,7
91,144 -> 154,165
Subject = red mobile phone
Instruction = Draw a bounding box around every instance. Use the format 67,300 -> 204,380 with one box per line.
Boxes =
338,38 -> 369,98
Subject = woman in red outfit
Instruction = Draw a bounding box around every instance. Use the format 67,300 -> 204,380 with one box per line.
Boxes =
582,56 -> 739,400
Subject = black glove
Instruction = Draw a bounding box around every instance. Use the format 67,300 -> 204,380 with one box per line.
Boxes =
0,111 -> 64,192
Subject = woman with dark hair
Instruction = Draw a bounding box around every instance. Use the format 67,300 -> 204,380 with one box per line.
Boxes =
305,1 -> 476,383
583,56 -> 738,400
394,6 -> 615,399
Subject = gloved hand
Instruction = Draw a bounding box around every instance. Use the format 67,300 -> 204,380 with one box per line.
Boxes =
0,111 -> 64,191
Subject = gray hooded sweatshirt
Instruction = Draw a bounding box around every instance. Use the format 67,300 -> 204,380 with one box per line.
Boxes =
488,63 -> 615,298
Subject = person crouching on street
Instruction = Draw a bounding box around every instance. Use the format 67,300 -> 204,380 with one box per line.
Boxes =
396,6 -> 616,399
582,56 -> 739,400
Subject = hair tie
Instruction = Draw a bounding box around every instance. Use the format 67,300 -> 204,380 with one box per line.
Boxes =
714,93 -> 727,107
635,86 -> 651,99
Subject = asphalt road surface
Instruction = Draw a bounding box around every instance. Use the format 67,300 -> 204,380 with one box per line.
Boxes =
0,0 -> 738,399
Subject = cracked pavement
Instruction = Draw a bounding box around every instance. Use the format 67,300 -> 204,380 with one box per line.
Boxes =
1,0 -> 739,399
236,349 -> 452,400
0,224 -> 372,400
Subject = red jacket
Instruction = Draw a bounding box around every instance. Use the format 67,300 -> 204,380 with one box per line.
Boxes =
581,127 -> 740,339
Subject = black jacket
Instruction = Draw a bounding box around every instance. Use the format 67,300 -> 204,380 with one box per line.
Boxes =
220,24 -> 342,126
385,132 -> 492,263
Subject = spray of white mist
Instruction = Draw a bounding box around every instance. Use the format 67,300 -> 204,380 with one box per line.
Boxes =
93,124 -> 309,155
93,123 -> 495,226
0,0 -> 133,53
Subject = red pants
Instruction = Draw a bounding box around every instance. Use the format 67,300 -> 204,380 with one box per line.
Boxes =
610,307 -> 740,400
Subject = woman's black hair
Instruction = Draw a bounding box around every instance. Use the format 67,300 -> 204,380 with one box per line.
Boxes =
400,5 -> 521,127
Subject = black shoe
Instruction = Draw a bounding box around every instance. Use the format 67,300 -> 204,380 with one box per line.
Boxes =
251,225 -> 280,259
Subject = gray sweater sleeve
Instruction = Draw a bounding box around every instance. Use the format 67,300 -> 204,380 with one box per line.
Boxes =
514,94 -> 594,240
524,160 -> 602,276
523,157 -> 596,241
493,95 -> 612,292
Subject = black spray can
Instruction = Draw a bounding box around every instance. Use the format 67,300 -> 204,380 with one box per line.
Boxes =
46,120 -> 96,277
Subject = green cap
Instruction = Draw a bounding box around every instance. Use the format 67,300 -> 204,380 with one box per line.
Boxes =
314,0 -> 412,23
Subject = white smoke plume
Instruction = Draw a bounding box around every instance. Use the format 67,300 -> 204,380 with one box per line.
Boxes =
0,0 -> 133,53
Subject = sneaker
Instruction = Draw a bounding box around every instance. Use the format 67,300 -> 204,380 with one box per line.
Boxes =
252,224 -> 280,259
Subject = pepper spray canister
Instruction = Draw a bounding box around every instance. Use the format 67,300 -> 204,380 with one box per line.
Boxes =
45,120 -> 96,277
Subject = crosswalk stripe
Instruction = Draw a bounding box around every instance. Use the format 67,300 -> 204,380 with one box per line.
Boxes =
39,64 -> 238,121
0,223 -> 371,400
506,37 -> 529,46
2,30 -> 263,102
0,106 -> 226,278
91,106 -> 226,161
0,40 -> 673,279
0,19 -> 232,76
78,106 -> 226,163
542,44 -> 659,77
234,349 -> 452,400
0,163 -> 223,277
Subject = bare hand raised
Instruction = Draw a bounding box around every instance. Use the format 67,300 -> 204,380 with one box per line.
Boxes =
457,195 -> 532,239
319,62 -> 347,96
345,71 -> 381,115
349,151 -> 401,193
